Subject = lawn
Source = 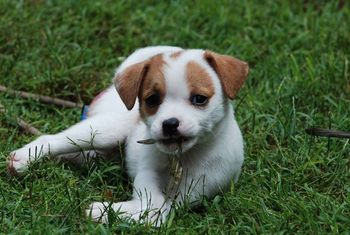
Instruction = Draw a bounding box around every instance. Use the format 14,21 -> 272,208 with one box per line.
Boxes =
0,0 -> 349,234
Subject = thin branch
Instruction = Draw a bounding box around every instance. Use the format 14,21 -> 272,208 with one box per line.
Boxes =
0,102 -> 43,136
0,85 -> 83,108
15,117 -> 43,136
305,128 -> 350,139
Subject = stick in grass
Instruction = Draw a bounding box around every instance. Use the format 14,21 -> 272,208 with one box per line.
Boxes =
15,117 -> 43,136
0,85 -> 83,108
305,128 -> 350,139
0,102 -> 42,136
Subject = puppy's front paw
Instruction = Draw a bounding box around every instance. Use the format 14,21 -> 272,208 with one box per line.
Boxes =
86,200 -> 139,224
86,202 -> 110,223
86,200 -> 169,227
7,152 -> 30,176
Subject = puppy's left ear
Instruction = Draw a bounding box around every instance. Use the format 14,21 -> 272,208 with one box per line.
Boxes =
114,60 -> 149,110
204,51 -> 249,99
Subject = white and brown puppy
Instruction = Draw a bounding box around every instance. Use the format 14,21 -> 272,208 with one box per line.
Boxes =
7,46 -> 249,225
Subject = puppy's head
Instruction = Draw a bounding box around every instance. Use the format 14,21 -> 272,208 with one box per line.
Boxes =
115,50 -> 249,154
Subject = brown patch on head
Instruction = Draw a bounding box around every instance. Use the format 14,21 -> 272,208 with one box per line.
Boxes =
139,55 -> 166,117
170,51 -> 183,59
115,60 -> 149,110
204,51 -> 249,99
186,61 -> 215,102
115,54 -> 166,115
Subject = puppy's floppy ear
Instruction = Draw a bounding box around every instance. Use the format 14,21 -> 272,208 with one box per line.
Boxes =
204,51 -> 249,99
114,61 -> 149,110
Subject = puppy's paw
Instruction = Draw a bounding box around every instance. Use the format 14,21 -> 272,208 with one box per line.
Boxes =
7,136 -> 52,176
7,152 -> 30,176
86,200 -> 169,227
86,201 -> 110,223
86,200 -> 140,224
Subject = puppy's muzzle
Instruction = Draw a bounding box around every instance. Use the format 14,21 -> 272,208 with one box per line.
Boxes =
162,118 -> 180,136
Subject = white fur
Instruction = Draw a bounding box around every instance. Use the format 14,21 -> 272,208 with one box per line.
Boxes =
7,46 -> 244,226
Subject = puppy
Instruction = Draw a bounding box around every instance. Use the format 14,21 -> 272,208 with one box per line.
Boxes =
7,46 -> 249,225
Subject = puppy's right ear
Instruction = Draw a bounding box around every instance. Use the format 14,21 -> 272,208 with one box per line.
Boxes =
114,61 -> 149,110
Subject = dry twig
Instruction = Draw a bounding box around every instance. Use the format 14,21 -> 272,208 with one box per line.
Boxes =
0,102 -> 42,136
306,128 -> 350,139
0,85 -> 83,108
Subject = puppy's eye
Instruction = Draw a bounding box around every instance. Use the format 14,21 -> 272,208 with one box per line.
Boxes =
145,94 -> 161,107
190,94 -> 208,106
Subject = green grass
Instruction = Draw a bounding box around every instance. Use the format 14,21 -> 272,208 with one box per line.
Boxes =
1,0 -> 349,234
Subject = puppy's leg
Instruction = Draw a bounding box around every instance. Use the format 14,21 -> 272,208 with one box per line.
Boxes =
57,148 -> 119,168
8,114 -> 129,175
175,163 -> 242,209
87,169 -> 168,226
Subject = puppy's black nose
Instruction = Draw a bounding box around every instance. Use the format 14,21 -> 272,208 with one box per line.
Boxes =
162,118 -> 180,136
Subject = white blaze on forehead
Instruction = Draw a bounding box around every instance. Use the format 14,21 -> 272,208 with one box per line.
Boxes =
163,55 -> 188,99
115,46 -> 183,76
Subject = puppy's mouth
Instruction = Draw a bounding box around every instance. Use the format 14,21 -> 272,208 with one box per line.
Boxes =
137,135 -> 196,153
137,136 -> 193,145
159,136 -> 192,145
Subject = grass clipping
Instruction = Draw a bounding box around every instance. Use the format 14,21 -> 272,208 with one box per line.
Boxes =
137,138 -> 184,198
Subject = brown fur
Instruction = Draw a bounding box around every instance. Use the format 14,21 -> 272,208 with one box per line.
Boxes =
170,51 -> 183,59
115,55 -> 166,114
138,55 -> 166,117
204,51 -> 249,99
186,61 -> 215,100
115,61 -> 149,110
